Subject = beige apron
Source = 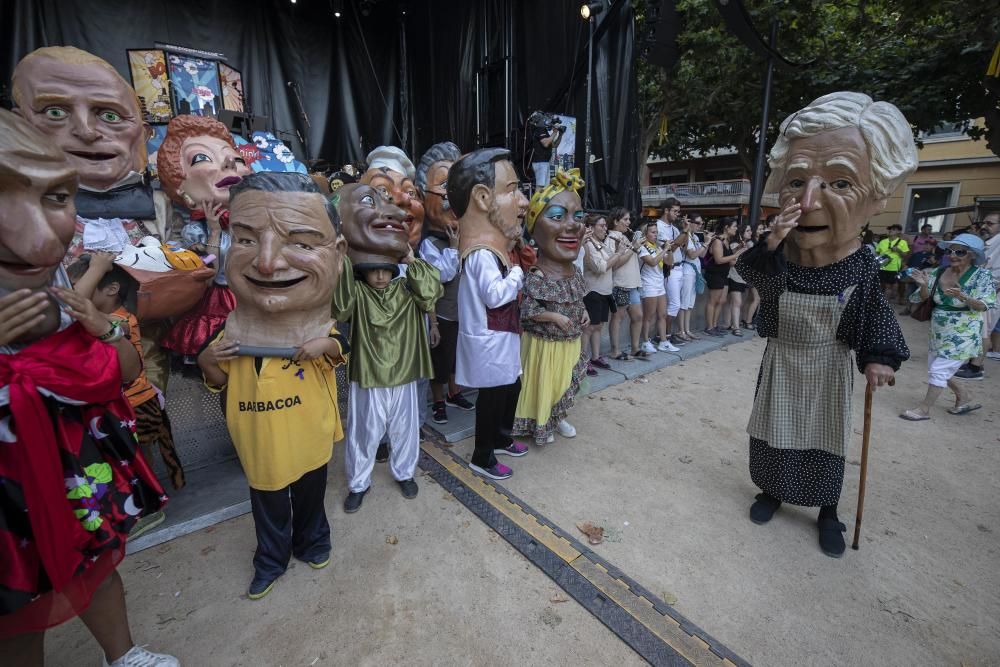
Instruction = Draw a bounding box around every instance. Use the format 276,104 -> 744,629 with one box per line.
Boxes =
748,286 -> 856,458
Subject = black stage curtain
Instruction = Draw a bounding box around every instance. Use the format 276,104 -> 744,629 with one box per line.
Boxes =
1,0 -> 640,210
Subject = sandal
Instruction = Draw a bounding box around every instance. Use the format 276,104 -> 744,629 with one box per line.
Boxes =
614,352 -> 631,361
633,350 -> 652,359
731,328 -> 744,337
899,409 -> 930,421
947,403 -> 982,415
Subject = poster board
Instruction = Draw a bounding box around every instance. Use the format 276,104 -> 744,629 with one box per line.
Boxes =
218,63 -> 245,112
166,53 -> 222,117
126,49 -> 172,124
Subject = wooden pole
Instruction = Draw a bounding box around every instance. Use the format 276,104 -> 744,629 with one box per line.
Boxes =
852,383 -> 875,550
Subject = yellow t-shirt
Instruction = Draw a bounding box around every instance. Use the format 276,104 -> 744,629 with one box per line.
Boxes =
208,331 -> 345,491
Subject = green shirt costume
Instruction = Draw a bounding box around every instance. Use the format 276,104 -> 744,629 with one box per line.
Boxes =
332,257 -> 443,388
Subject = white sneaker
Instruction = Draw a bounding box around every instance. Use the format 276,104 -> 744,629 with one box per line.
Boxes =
641,341 -> 656,354
557,419 -> 577,438
987,351 -> 1000,360
104,646 -> 180,667
658,340 -> 680,352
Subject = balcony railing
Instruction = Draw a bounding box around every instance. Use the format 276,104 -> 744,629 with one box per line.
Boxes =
641,179 -> 779,212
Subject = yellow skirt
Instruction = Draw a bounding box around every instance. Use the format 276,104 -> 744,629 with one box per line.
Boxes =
514,334 -> 582,431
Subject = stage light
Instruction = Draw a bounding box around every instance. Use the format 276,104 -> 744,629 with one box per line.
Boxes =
332,0 -> 343,18
580,3 -> 603,20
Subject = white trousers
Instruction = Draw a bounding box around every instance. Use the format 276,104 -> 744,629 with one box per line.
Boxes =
927,354 -> 963,388
345,380 -> 420,492
665,268 -> 683,316
532,162 -> 550,189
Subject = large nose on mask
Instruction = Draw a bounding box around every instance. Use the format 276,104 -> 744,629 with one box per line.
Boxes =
800,177 -> 824,212
254,232 -> 289,276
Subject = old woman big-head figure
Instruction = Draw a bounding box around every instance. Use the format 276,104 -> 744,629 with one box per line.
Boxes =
765,92 -> 918,266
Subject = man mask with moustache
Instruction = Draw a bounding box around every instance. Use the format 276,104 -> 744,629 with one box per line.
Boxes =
224,173 -> 346,348
359,146 -> 425,249
448,148 -> 529,266
335,183 -> 411,268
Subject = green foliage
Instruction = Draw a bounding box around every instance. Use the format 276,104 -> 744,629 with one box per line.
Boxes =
637,0 -> 1000,169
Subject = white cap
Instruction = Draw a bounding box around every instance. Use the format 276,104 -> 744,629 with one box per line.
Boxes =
365,146 -> 415,180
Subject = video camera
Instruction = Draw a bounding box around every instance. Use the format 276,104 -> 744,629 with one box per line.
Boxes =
528,110 -> 567,134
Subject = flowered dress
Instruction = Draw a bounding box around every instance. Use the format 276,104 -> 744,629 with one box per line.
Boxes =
911,266 -> 997,360
512,268 -> 588,444
0,323 -> 166,638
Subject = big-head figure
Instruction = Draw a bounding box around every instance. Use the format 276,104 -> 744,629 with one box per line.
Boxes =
0,109 -> 78,344
764,91 -> 918,267
447,147 -> 529,265
335,182 -> 410,268
415,141 -> 462,235
360,146 -> 424,248
224,173 -> 346,348
12,46 -> 148,194
157,114 -> 251,211
524,169 -> 586,280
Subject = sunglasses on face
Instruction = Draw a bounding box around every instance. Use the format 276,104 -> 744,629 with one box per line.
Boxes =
947,248 -> 969,257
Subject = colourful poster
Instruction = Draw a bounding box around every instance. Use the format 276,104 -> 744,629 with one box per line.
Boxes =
146,124 -> 169,179
219,63 -> 245,112
127,49 -> 172,124
166,53 -> 222,117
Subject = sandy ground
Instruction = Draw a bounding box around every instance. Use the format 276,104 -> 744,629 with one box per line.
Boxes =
451,315 -> 1000,666
45,460 -> 642,666
44,316 -> 998,666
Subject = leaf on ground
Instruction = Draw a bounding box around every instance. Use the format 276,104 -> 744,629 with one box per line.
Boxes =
386,535 -> 398,545
661,591 -> 678,605
550,593 -> 569,603
577,521 -> 605,545
678,455 -> 693,464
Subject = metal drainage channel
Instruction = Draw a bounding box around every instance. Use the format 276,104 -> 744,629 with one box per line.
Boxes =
417,437 -> 750,667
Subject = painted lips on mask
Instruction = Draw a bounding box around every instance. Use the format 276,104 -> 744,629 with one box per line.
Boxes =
244,275 -> 307,289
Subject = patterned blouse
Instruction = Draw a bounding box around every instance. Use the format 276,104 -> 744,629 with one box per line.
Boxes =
911,265 -> 997,360
520,268 -> 587,341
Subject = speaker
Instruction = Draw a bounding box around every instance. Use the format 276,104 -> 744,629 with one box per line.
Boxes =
642,0 -> 680,71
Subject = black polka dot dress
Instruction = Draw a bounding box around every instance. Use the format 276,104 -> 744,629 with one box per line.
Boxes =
736,241 -> 909,507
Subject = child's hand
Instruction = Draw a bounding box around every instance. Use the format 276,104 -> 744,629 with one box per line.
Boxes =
400,246 -> 415,265
293,337 -> 331,362
0,289 -> 50,346
446,224 -> 459,250
202,201 -> 226,233
202,338 -> 240,366
87,250 -> 118,274
580,310 -> 591,328
49,287 -> 113,338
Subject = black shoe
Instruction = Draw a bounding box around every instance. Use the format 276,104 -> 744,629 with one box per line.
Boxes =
669,334 -> 687,346
818,517 -> 847,558
651,335 -> 662,345
954,366 -> 984,380
343,487 -> 369,513
248,572 -> 280,600
432,401 -> 448,424
375,441 -> 390,462
749,493 -> 782,524
446,392 -> 476,411
398,478 -> 419,499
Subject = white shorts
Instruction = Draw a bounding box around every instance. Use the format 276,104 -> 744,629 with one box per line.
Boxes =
983,306 -> 1000,338
680,265 -> 697,310
641,285 -> 665,299
927,354 -> 964,388
666,269 -> 683,316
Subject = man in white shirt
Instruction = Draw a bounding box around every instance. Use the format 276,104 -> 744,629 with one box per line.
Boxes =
449,148 -> 531,481
656,198 -> 684,350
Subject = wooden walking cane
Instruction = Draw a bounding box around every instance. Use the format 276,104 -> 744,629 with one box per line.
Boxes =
853,379 -> 892,550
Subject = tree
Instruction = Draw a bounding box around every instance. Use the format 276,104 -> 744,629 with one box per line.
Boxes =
638,0 -> 1000,175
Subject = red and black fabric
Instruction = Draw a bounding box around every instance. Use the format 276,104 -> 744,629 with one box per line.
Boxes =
159,283 -> 237,356
0,323 -> 167,638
